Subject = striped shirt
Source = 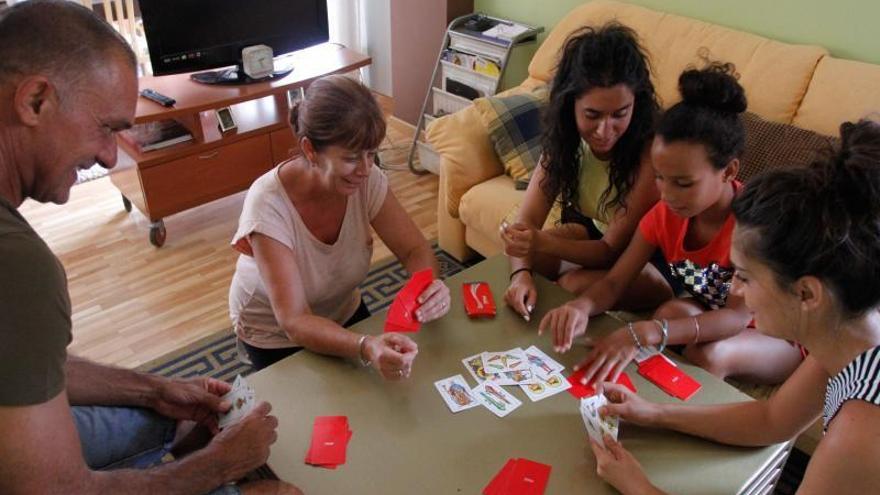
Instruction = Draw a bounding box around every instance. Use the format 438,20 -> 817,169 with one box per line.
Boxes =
824,346 -> 880,431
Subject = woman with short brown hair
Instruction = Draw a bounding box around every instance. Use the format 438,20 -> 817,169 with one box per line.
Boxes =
229,75 -> 450,376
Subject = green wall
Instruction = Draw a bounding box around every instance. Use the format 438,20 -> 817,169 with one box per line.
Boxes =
477,0 -> 880,90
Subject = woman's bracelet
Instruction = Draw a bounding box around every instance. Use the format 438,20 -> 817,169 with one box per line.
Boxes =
357,334 -> 371,367
627,322 -> 643,350
692,316 -> 701,344
653,319 -> 669,353
509,267 -> 532,281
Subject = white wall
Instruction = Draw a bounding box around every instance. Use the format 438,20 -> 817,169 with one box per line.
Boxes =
362,0 -> 392,96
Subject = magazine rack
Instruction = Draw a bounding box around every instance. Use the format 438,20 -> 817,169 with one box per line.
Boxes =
406,13 -> 542,175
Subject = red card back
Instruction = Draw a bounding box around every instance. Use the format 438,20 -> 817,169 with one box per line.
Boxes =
638,355 -> 701,400
506,458 -> 551,495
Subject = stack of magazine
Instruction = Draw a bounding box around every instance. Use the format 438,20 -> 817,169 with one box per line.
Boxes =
121,119 -> 193,152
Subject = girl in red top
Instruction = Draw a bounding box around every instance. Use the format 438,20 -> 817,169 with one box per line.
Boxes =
540,62 -> 803,385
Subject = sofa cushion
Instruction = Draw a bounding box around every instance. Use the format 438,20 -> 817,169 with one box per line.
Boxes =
460,175 -> 563,255
792,56 -> 880,136
740,112 -> 838,183
427,86 -> 534,218
473,90 -> 547,183
527,0 -> 826,123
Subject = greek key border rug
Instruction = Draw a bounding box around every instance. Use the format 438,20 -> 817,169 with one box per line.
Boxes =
136,244 -> 474,382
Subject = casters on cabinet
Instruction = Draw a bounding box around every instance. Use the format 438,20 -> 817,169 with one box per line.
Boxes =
122,194 -> 132,213
149,220 -> 166,247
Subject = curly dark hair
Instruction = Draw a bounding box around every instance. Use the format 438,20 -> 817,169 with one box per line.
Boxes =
656,61 -> 747,168
540,22 -> 659,214
732,119 -> 880,317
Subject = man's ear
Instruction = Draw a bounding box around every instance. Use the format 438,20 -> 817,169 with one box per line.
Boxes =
13,76 -> 58,127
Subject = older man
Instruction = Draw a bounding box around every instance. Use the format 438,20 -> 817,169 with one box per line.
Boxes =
0,2 -> 299,494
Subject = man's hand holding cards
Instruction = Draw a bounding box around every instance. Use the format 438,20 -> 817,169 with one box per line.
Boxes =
218,375 -> 256,429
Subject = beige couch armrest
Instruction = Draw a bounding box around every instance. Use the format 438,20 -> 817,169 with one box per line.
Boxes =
426,104 -> 504,219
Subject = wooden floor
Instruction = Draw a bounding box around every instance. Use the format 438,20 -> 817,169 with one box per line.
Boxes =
18,112 -> 436,369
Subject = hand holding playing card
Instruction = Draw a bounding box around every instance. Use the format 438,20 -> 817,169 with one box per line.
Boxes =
415,279 -> 451,323
589,434 -> 656,495
500,221 -> 539,258
148,376 -> 232,433
364,333 -> 419,380
597,382 -> 661,428
538,301 -> 590,353
573,326 -> 641,385
210,401 -> 280,483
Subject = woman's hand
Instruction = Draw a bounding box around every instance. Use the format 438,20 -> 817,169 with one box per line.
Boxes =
415,279 -> 451,323
589,434 -> 661,495
538,301 -> 590,353
573,324 -> 643,385
597,382 -> 663,428
505,270 -> 537,321
364,333 -> 419,381
500,222 -> 542,258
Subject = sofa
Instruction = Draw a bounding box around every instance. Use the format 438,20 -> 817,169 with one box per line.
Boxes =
427,0 -> 880,263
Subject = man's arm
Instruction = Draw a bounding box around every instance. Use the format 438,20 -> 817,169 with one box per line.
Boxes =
65,355 -> 162,407
0,391 -> 230,495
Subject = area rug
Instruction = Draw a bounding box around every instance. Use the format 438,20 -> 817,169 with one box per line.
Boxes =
136,244 -> 474,381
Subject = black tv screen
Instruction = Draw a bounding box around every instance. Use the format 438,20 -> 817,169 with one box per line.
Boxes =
140,0 -> 329,76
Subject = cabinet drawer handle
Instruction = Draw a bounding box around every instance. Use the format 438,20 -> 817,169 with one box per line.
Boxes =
199,151 -> 220,160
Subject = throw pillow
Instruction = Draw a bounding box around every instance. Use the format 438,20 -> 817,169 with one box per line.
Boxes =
740,112 -> 839,182
473,89 -> 547,183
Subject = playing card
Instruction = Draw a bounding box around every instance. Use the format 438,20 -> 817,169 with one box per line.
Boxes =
483,458 -> 517,495
462,353 -> 491,382
434,374 -> 480,413
566,369 -> 638,399
463,281 -> 497,318
473,381 -> 522,417
218,374 -> 255,429
481,348 -> 529,374
484,458 -> 552,495
523,345 -> 565,379
580,395 -> 619,448
384,269 -> 433,333
305,416 -> 352,468
638,355 -> 701,401
519,371 -> 572,402
506,458 -> 552,495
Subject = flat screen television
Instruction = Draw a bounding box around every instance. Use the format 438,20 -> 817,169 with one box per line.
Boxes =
139,0 -> 329,84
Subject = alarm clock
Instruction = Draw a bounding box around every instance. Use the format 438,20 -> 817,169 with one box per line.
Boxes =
241,44 -> 274,80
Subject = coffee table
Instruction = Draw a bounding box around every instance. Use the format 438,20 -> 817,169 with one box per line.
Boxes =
249,255 -> 790,494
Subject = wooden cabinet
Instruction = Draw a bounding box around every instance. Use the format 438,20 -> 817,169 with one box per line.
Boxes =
112,44 -> 371,246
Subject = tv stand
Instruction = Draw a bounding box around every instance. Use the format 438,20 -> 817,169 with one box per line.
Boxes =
190,63 -> 295,85
112,44 -> 370,247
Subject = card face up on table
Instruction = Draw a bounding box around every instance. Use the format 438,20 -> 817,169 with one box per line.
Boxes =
384,269 -> 433,332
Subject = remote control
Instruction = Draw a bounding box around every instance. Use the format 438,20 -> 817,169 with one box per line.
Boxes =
140,88 -> 176,107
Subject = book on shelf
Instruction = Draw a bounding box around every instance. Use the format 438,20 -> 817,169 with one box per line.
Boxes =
120,119 -> 193,152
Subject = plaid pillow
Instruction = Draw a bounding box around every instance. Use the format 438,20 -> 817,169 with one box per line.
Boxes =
474,90 -> 547,183
740,112 -> 839,182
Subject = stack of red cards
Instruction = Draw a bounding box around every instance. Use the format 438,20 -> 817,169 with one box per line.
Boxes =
637,355 -> 701,401
384,269 -> 433,332
463,281 -> 496,318
304,416 -> 352,469
566,370 -> 637,399
484,458 -> 551,495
